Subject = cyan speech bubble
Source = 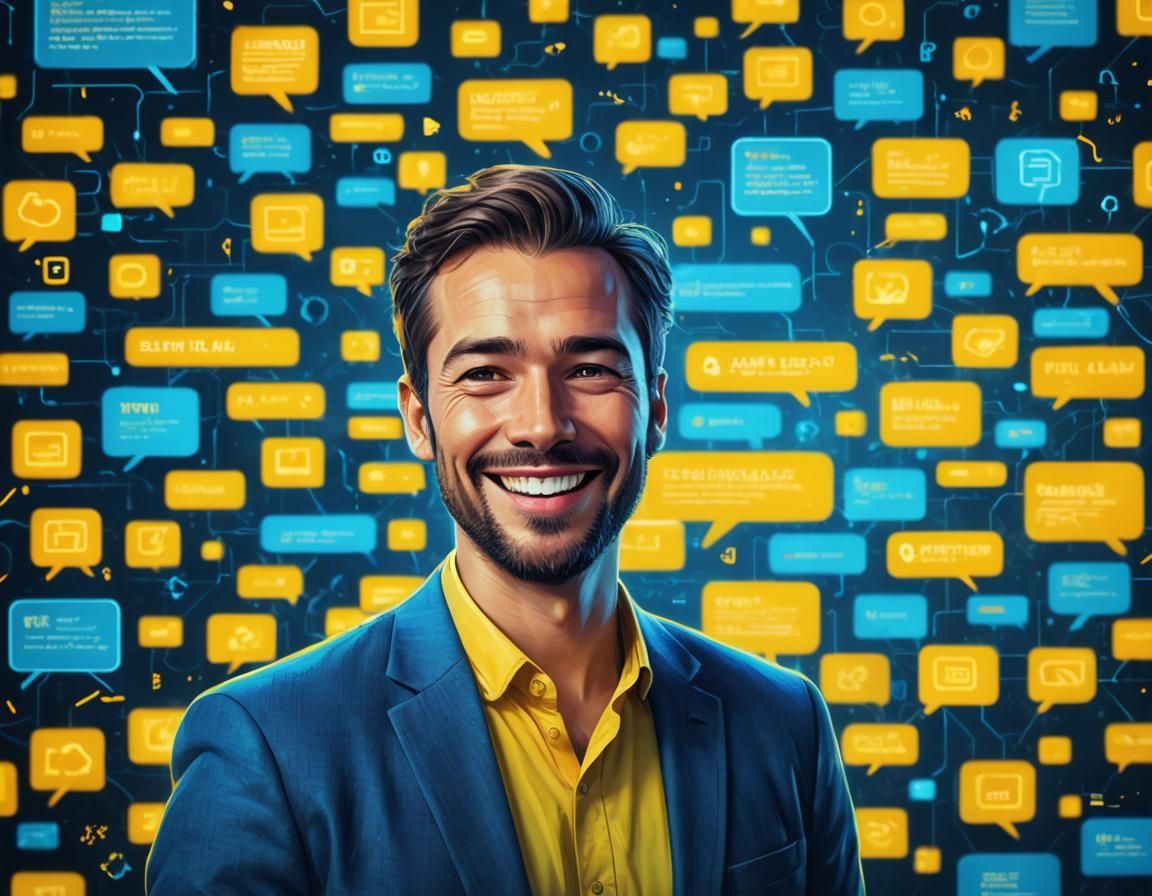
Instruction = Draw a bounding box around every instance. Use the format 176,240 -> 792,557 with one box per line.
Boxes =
16,821 -> 60,850
1082,819 -> 1152,877
731,137 -> 832,217
994,138 -> 1080,205
1009,0 -> 1096,62
833,69 -> 924,130
260,514 -> 378,554
9,290 -> 85,340
958,853 -> 1060,895
994,419 -> 1048,449
677,402 -> 781,450
853,594 -> 928,640
343,63 -> 432,105
769,534 -> 867,575
967,595 -> 1030,629
347,381 -> 399,411
1049,561 -> 1131,631
672,263 -> 801,314
101,386 -> 200,472
336,177 -> 397,208
8,598 -> 121,676
229,124 -> 312,184
943,271 -> 993,298
210,273 -> 288,320
843,468 -> 926,522
1032,307 -> 1110,339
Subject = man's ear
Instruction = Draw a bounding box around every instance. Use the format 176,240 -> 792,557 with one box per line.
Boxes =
397,374 -> 435,462
647,367 -> 669,456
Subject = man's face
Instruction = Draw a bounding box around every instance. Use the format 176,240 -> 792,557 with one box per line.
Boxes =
398,246 -> 668,585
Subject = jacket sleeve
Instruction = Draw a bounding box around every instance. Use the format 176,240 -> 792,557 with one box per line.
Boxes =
146,691 -> 312,895
801,676 -> 865,896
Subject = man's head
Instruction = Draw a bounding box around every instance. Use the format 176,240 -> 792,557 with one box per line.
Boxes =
390,165 -> 673,585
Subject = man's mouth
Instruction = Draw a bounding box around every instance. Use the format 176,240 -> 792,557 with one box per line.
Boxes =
483,470 -> 602,497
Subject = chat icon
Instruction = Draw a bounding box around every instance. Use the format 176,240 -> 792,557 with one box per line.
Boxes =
238,564 -> 305,606
685,341 -> 857,407
918,645 -> 999,715
953,37 -> 1005,87
619,520 -> 686,572
11,419 -> 82,479
1027,647 -> 1096,714
1018,233 -> 1143,305
125,520 -> 181,571
128,708 -> 184,765
875,213 -> 946,248
733,0 -> 800,39
30,727 -> 105,807
3,180 -> 76,251
844,0 -> 904,54
594,14 -> 651,70
110,163 -> 194,218
30,507 -> 101,581
960,760 -> 1036,839
616,121 -> 687,175
330,247 -> 386,298
1024,462 -> 1143,556
231,26 -> 319,112
842,724 -> 919,776
397,152 -> 447,195
360,575 -> 424,612
856,807 -> 908,859
853,259 -> 932,330
1030,346 -> 1145,410
1113,619 -> 1152,661
742,47 -> 813,109
819,653 -> 891,705
668,73 -> 728,121
458,79 -> 572,159
252,193 -> 324,261
1105,722 -> 1152,773
109,254 -> 162,300
701,581 -> 820,657
22,115 -> 104,162
207,613 -> 277,675
349,0 -> 419,47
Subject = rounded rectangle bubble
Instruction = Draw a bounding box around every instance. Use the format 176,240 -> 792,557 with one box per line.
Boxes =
615,120 -> 686,174
348,0 -> 419,47
207,613 -> 277,675
1024,462 -> 1144,556
348,416 -> 404,440
872,138 -> 970,198
1105,723 -> 1152,774
889,531 -> 1003,591
701,581 -> 820,656
919,645 -> 1000,715
124,520 -> 181,570
451,20 -> 501,58
994,138 -> 1080,205
30,508 -> 102,581
1048,561 -> 1131,631
877,212 -> 943,248
593,15 -> 652,70
126,327 -> 300,367
1009,0 -> 1097,58
210,273 -> 288,319
250,193 -> 324,261
742,47 -> 812,109
347,380 -> 398,410
844,0 -> 905,54
768,533 -> 867,575
22,116 -> 104,161
11,418 -> 82,480
227,382 -> 325,420
343,62 -> 431,105
336,177 -> 397,209
137,615 -> 183,648
101,386 -> 199,472
967,595 -> 1029,629
238,564 -> 304,605
11,872 -> 86,896
834,70 -> 924,132
685,341 -> 858,406
164,470 -> 245,511
261,437 -> 325,488
33,0 -> 197,72
360,575 -> 424,612
677,401 -> 781,449
29,727 -> 105,808
1103,418 -> 1141,449
160,117 -> 215,147
958,853 -> 1060,893
943,270 -> 993,298
1112,619 -> 1152,661
936,461 -> 1008,488
856,807 -> 908,859
619,520 -> 686,571
331,247 -> 386,295
731,137 -> 832,216
819,653 -> 890,706
880,381 -> 982,447
853,594 -> 928,640
8,290 -> 85,338
8,598 -> 121,673
668,73 -> 728,121
953,315 -> 1019,368
228,124 -> 311,183
329,113 -> 405,143
672,263 -> 802,314
128,707 -> 184,765
1018,234 -> 1143,306
994,418 -> 1046,449
842,723 -> 919,775
844,468 -> 926,522
110,163 -> 194,218
109,253 -> 161,300
231,26 -> 319,112
733,0 -> 799,39
3,180 -> 77,251
359,462 -> 426,494
0,352 -> 69,386
260,513 -> 378,554
1027,646 -> 1096,713
853,259 -> 932,330
459,79 -> 573,159
953,36 -> 1006,88
1030,346 -> 1145,410
1082,818 -> 1152,877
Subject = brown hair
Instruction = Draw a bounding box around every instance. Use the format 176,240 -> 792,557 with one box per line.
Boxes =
389,164 -> 673,407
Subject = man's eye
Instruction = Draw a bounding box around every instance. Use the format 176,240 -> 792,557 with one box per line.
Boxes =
461,368 -> 503,382
573,365 -> 612,378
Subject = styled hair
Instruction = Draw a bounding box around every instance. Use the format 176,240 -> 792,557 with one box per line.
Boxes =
389,164 -> 673,407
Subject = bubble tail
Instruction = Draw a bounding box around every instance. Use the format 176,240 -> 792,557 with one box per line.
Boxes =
148,65 -> 178,94
80,565 -> 95,578
695,113 -> 709,122
1095,284 -> 1120,306
356,283 -> 372,297
1117,763 -> 1130,773
738,22 -> 760,40
227,662 -> 242,675
1052,396 -> 1070,411
867,318 -> 885,332
158,203 -> 175,219
749,438 -> 764,450
1105,538 -> 1128,557
1025,45 -> 1051,64
48,788 -> 66,808
759,98 -> 772,110
790,391 -> 812,408
855,40 -> 874,55
866,764 -> 880,776
999,822 -> 1021,840
854,120 -> 868,131
286,594 -> 300,606
1037,701 -> 1053,714
923,704 -> 939,716
605,61 -> 618,72
874,239 -> 893,249
701,520 -> 736,550
19,238 -> 34,252
1070,614 -> 1089,632
22,333 -> 34,342
960,575 -> 978,592
295,251 -> 314,262
238,171 -> 254,185
523,139 -> 552,159
123,456 -> 143,473
255,315 -> 272,328
621,164 -> 636,176
77,151 -> 92,163
971,77 -> 984,89
271,92 -> 295,113
1024,282 -> 1042,297
45,566 -> 62,582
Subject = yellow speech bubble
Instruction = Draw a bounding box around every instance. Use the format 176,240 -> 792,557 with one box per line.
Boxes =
207,613 -> 277,675
619,520 -> 686,571
359,462 -> 426,495
880,381 -> 982,447
1018,234 -> 1143,305
30,507 -> 101,581
842,723 -> 919,776
261,437 -> 325,488
960,760 -> 1035,839
733,0 -> 800,39
1103,417 -> 1141,449
1113,619 -> 1152,661
633,451 -> 834,549
1135,143 -> 1152,208
387,518 -> 427,551
685,341 -> 858,407
226,382 -> 324,421
672,215 -> 713,247
348,416 -> 404,440
952,315 -> 1018,368
919,645 -> 999,714
128,708 -> 184,766
451,19 -> 501,57
22,115 -> 104,161
1030,346 -> 1145,410
0,352 -> 69,386
873,138 -> 970,198
110,163 -> 195,218
3,180 -> 76,251
936,461 -> 1008,489
953,37 -> 1005,88
844,0 -> 904,54
876,213 -> 947,248
701,581 -> 820,657
820,653 -> 890,705
1059,90 -> 1098,122
349,0 -> 419,47
128,802 -> 167,845
138,615 -> 183,648
360,575 -> 423,612
0,760 -> 15,817
1023,461 -> 1143,556
109,253 -> 162,300
11,873 -> 86,896
594,14 -> 651,69
342,331 -> 381,363
742,47 -> 813,109
458,80 -> 572,159
11,419 -> 82,480
889,532 -> 1003,592
125,520 -> 181,571
853,259 -> 932,330
856,807 -> 908,859
231,26 -> 319,112
616,120 -> 687,175
668,74 -> 728,121
164,470 -> 246,511
1027,647 -> 1096,714
160,117 -> 216,147
251,193 -> 324,261
331,246 -> 386,296
396,151 -> 447,195
238,564 -> 305,605
30,727 -> 105,807
1106,722 -> 1152,772
329,113 -> 405,143
126,327 -> 300,367
1037,735 -> 1072,766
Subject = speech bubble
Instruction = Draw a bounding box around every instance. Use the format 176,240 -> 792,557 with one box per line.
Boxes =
768,534 -> 867,575
126,327 -> 299,367
1048,562 -> 1131,631
819,653 -> 890,706
879,381 -> 982,447
348,416 -> 404,440
672,263 -> 801,314
336,177 -> 397,208
668,73 -> 728,121
742,47 -> 812,109
1136,142 -> 1152,208
834,69 -> 924,132
329,113 -> 405,143
101,387 -> 199,472
994,138 -> 1079,205
954,315 -> 1019,369
348,0 -> 418,46
619,520 -> 686,571
842,723 -> 919,775
137,615 -> 183,648
994,419 -> 1046,449
397,151 -> 446,195
732,0 -> 799,39
260,514 -> 378,554
919,646 -> 1000,715
1008,0 -> 1096,63
11,419 -> 81,480
593,14 -> 651,70
343,62 -> 431,104
890,532 -> 1003,592
458,79 -> 573,158
1032,307 -> 1110,339
856,808 -> 908,860
229,124 -> 311,184
854,595 -> 928,640
450,20 -> 501,58
1027,647 -> 1096,714
227,382 -> 325,420
701,581 -> 819,656
632,451 -> 833,549
875,212 -> 944,248
29,727 -> 105,808
936,461 -> 1008,489
0,352 -> 69,386
616,120 -> 687,175
231,25 -> 318,112
109,253 -> 161,300
844,468 -> 926,522
8,599 -> 121,682
22,115 -> 104,162
124,521 -> 181,571
943,270 -> 993,298
1082,818 -> 1152,876
873,138 -> 970,198
953,37 -> 1006,88
386,519 -> 427,552
853,258 -> 932,330
1018,234 -> 1143,306
1025,462 -> 1144,556
210,273 -> 288,322
844,0 -> 904,54
261,437 -> 324,488
331,247 -> 386,296
238,564 -> 305,605
160,117 -> 215,147
958,853 -> 1060,894
110,163 -> 194,218
29,508 -> 101,581
360,575 -> 424,612
1031,346 -> 1144,409
1105,723 -> 1152,774
359,462 -> 426,494
165,470 -> 245,511
3,179 -> 77,251
250,193 -> 324,261
731,137 -> 831,241
207,613 -> 277,675
127,708 -> 183,765
9,291 -> 85,340
685,341 -> 857,406
677,402 -> 781,449
967,596 -> 1029,629
1113,619 -> 1152,661
1104,417 -> 1142,448
347,381 -> 398,410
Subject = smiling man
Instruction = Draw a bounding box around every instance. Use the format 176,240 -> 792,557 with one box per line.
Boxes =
147,165 -> 863,896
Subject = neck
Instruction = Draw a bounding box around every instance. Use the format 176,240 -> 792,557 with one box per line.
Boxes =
452,532 -> 624,701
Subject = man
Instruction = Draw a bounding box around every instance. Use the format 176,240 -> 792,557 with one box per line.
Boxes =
147,165 -> 863,895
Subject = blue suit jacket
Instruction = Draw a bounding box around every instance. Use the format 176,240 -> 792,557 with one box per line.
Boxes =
147,568 -> 863,895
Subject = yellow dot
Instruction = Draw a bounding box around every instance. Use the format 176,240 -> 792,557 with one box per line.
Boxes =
856,208 -> 864,216
674,181 -> 682,190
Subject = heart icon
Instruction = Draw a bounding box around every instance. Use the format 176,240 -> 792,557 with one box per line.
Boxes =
17,191 -> 63,229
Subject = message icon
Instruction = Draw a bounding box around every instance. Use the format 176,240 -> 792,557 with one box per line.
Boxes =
30,508 -> 102,581
844,0 -> 904,54
594,15 -> 651,70
960,760 -> 1035,838
953,37 -> 1005,88
11,419 -> 82,479
30,727 -> 105,807
207,613 -> 277,674
252,194 -> 324,261
919,645 -> 999,714
3,180 -> 76,251
1028,647 -> 1096,713
128,708 -> 184,765
231,26 -> 319,112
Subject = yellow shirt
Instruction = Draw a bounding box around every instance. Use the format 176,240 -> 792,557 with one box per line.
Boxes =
440,550 -> 673,896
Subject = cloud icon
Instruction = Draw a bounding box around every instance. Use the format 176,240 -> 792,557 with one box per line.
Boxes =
17,191 -> 63,229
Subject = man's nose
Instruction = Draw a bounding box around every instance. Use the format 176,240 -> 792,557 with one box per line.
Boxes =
504,373 -> 577,450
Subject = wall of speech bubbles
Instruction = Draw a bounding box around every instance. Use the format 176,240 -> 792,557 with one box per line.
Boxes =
1,0 -> 1151,892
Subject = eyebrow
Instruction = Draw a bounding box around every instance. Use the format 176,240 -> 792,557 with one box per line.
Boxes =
441,334 -> 632,370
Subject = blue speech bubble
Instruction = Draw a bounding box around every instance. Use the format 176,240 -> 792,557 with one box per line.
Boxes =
731,138 -> 832,244
907,779 -> 937,802
677,402 -> 781,449
967,595 -> 1030,628
1009,0 -> 1096,62
229,124 -> 312,184
944,271 -> 993,298
17,822 -> 60,850
101,387 -> 200,472
260,514 -> 378,554
8,599 -> 121,677
994,139 -> 1080,205
769,534 -> 867,575
336,177 -> 398,208
343,63 -> 432,105
958,853 -> 1061,895
833,69 -> 924,130
1082,819 -> 1152,877
854,594 -> 928,639
843,468 -> 926,521
347,381 -> 399,410
1049,562 -> 1131,631
672,264 -> 801,314
995,419 -> 1048,449
210,274 -> 288,321
9,291 -> 85,340
1032,308 -> 1110,339
656,36 -> 688,60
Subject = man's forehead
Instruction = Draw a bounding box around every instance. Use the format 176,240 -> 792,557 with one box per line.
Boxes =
431,246 -> 627,308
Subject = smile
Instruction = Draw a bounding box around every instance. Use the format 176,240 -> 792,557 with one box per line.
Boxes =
481,470 -> 603,513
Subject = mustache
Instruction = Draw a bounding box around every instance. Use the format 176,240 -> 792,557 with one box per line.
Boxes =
467,445 -> 616,479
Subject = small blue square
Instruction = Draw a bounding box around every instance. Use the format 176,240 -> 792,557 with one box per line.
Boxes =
17,821 -> 60,850
994,139 -> 1079,205
908,779 -> 937,802
656,37 -> 687,60
101,212 -> 124,233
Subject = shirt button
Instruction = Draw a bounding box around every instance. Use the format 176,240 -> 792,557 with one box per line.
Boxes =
530,678 -> 547,697
547,726 -> 560,740
578,782 -> 589,795
591,882 -> 604,895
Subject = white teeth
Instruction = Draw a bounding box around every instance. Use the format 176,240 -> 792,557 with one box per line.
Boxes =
498,473 -> 585,496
